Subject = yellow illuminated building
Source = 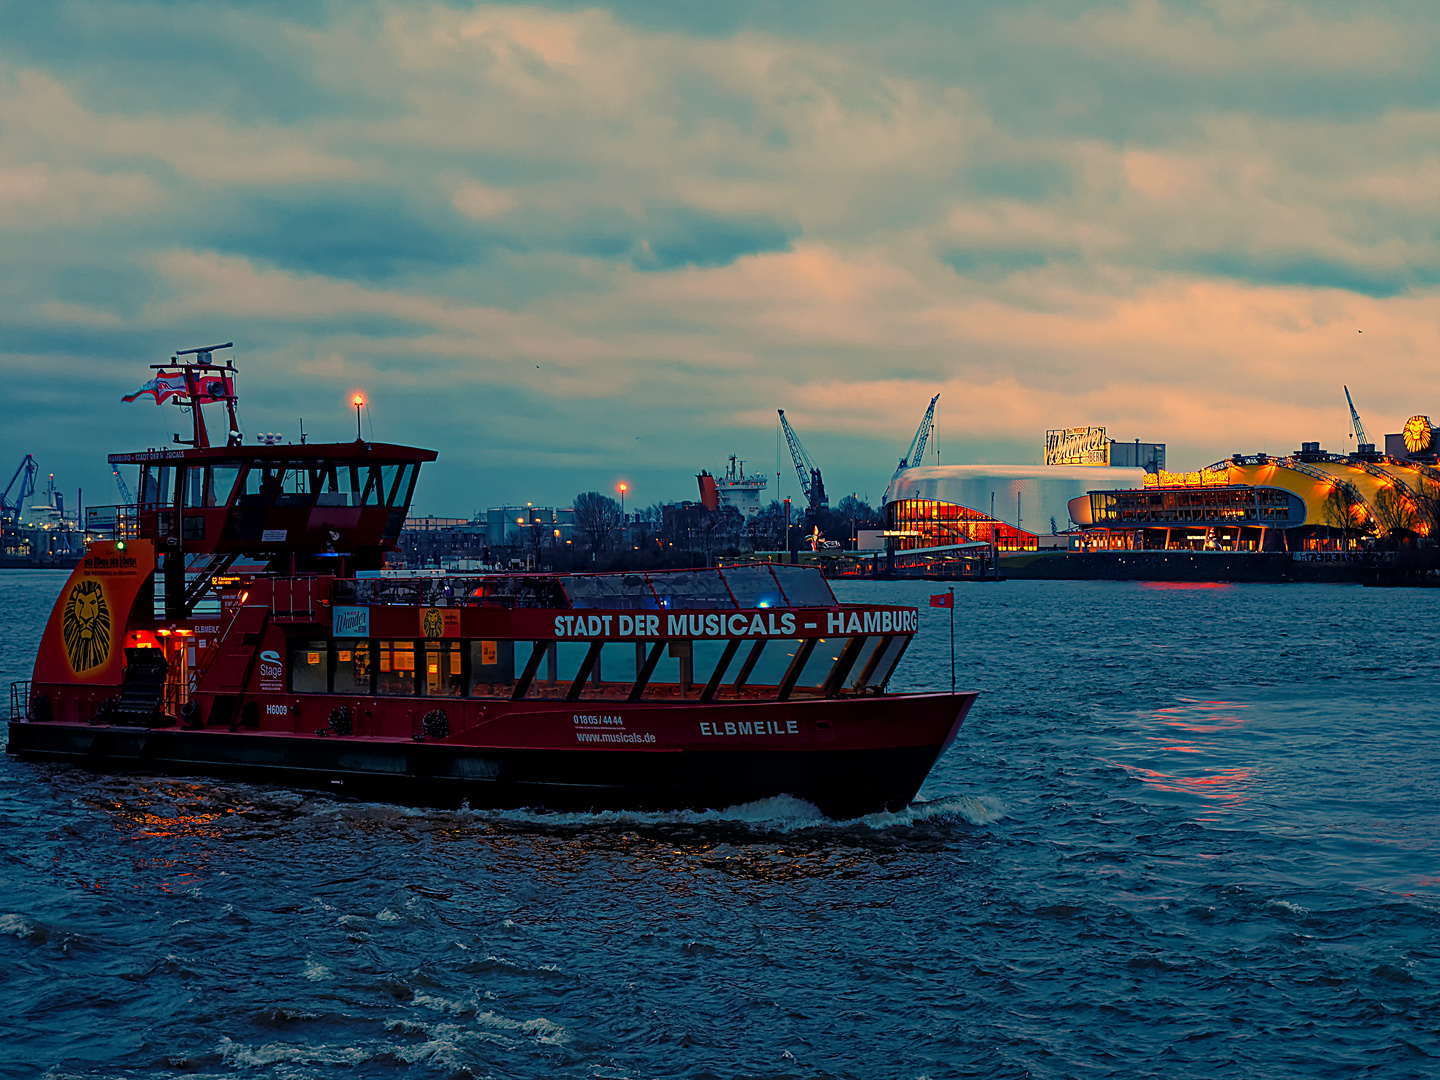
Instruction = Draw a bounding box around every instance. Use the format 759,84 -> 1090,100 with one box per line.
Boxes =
1073,446 -> 1440,552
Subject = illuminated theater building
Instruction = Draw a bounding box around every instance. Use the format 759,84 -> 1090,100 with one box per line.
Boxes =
883,464 -> 1149,552
1069,428 -> 1440,551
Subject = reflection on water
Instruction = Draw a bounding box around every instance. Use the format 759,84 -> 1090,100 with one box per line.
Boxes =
1115,699 -> 1257,818
1138,581 -> 1235,590
4,574 -> 1440,1079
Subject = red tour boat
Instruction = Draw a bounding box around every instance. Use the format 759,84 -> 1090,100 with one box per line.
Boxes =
8,346 -> 977,818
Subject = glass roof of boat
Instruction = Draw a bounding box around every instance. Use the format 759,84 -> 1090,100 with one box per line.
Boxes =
561,564 -> 835,610
334,563 -> 837,610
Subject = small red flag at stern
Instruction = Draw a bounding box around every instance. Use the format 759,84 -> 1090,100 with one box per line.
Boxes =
930,593 -> 953,608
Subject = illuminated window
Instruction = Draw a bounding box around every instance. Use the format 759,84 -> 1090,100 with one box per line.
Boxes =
423,640 -> 464,697
377,640 -> 416,695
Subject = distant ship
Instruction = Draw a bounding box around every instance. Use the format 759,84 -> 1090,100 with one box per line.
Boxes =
697,456 -> 768,519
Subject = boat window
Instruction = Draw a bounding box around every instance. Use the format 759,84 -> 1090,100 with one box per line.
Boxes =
179,464 -> 238,509
640,638 -> 740,700
387,462 -> 420,508
561,574 -> 659,609
237,462 -> 283,508
727,638 -> 804,690
334,642 -> 373,695
422,640 -> 465,698
716,564 -> 785,609
138,465 -> 173,508
571,641 -> 642,700
468,639 -> 516,697
376,640 -> 416,695
865,635 -> 911,691
690,639 -> 735,696
845,635 -> 885,692
314,463 -> 353,508
289,639 -> 330,694
788,636 -> 850,696
640,640 -> 688,699
769,566 -> 835,607
276,464 -> 313,508
380,464 -> 404,506
182,467 -> 209,508
526,642 -> 591,700
649,570 -> 735,610
358,465 -> 384,506
210,464 -> 241,507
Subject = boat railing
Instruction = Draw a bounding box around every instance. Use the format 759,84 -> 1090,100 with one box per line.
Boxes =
9,680 -> 31,721
270,576 -> 327,621
333,574 -> 570,609
85,505 -> 139,540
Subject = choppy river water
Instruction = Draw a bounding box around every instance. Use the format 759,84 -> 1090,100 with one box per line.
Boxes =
2,570 -> 1438,1079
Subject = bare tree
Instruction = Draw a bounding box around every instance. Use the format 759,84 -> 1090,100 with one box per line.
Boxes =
1372,486 -> 1417,539
573,491 -> 621,553
1414,478 -> 1440,544
1322,484 -> 1370,550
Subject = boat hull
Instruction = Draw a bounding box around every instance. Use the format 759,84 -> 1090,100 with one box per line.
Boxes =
6,692 -> 976,819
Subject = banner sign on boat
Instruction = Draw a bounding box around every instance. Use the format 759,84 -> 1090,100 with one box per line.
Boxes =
551,608 -> 917,640
257,648 -> 284,692
421,607 -> 462,639
332,606 -> 370,637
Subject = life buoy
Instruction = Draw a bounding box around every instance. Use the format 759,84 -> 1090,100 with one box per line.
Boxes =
422,709 -> 449,740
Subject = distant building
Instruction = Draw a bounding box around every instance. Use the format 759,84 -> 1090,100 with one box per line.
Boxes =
485,505 -> 576,547
1045,427 -> 1165,471
884,464 -> 1147,547
1070,441 -> 1438,552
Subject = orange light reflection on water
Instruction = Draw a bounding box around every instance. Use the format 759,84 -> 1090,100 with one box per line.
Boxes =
1123,698 -> 1256,813
1139,581 -> 1234,591
1125,764 -> 1255,801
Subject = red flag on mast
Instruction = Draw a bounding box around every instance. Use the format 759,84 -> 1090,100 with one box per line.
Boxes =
930,593 -> 953,608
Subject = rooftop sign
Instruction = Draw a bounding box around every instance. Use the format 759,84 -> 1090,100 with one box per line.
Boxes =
1045,427 -> 1109,466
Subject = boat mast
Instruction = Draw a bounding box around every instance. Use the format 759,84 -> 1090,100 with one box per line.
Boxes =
159,342 -> 240,449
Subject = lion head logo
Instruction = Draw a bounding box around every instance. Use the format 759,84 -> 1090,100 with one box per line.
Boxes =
62,578 -> 111,673
422,607 -> 443,639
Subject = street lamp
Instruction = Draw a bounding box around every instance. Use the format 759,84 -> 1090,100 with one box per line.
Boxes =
617,482 -> 627,520
352,393 -> 365,440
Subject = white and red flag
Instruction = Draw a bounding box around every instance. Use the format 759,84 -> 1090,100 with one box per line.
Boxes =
122,370 -> 233,404
121,371 -> 187,404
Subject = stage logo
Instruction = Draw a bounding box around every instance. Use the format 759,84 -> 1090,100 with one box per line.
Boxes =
62,579 -> 111,673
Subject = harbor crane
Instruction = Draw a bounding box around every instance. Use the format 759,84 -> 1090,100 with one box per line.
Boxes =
111,463 -> 135,506
777,409 -> 828,511
1344,386 -> 1375,453
893,394 -> 940,479
2,454 -> 38,524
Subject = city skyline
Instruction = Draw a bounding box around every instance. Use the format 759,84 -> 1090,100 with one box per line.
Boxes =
3,1 -> 1438,516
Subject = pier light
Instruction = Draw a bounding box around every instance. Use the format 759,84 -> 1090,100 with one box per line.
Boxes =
351,392 -> 366,439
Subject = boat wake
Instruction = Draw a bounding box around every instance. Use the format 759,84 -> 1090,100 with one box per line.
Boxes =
467,791 -> 1007,833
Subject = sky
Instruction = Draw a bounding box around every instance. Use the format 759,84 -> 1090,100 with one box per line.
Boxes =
3,0 -> 1440,517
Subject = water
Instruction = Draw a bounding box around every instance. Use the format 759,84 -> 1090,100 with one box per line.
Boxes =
2,570 -> 1438,1079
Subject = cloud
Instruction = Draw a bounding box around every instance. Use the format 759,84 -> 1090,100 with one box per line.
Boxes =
1,1 -> 1439,513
